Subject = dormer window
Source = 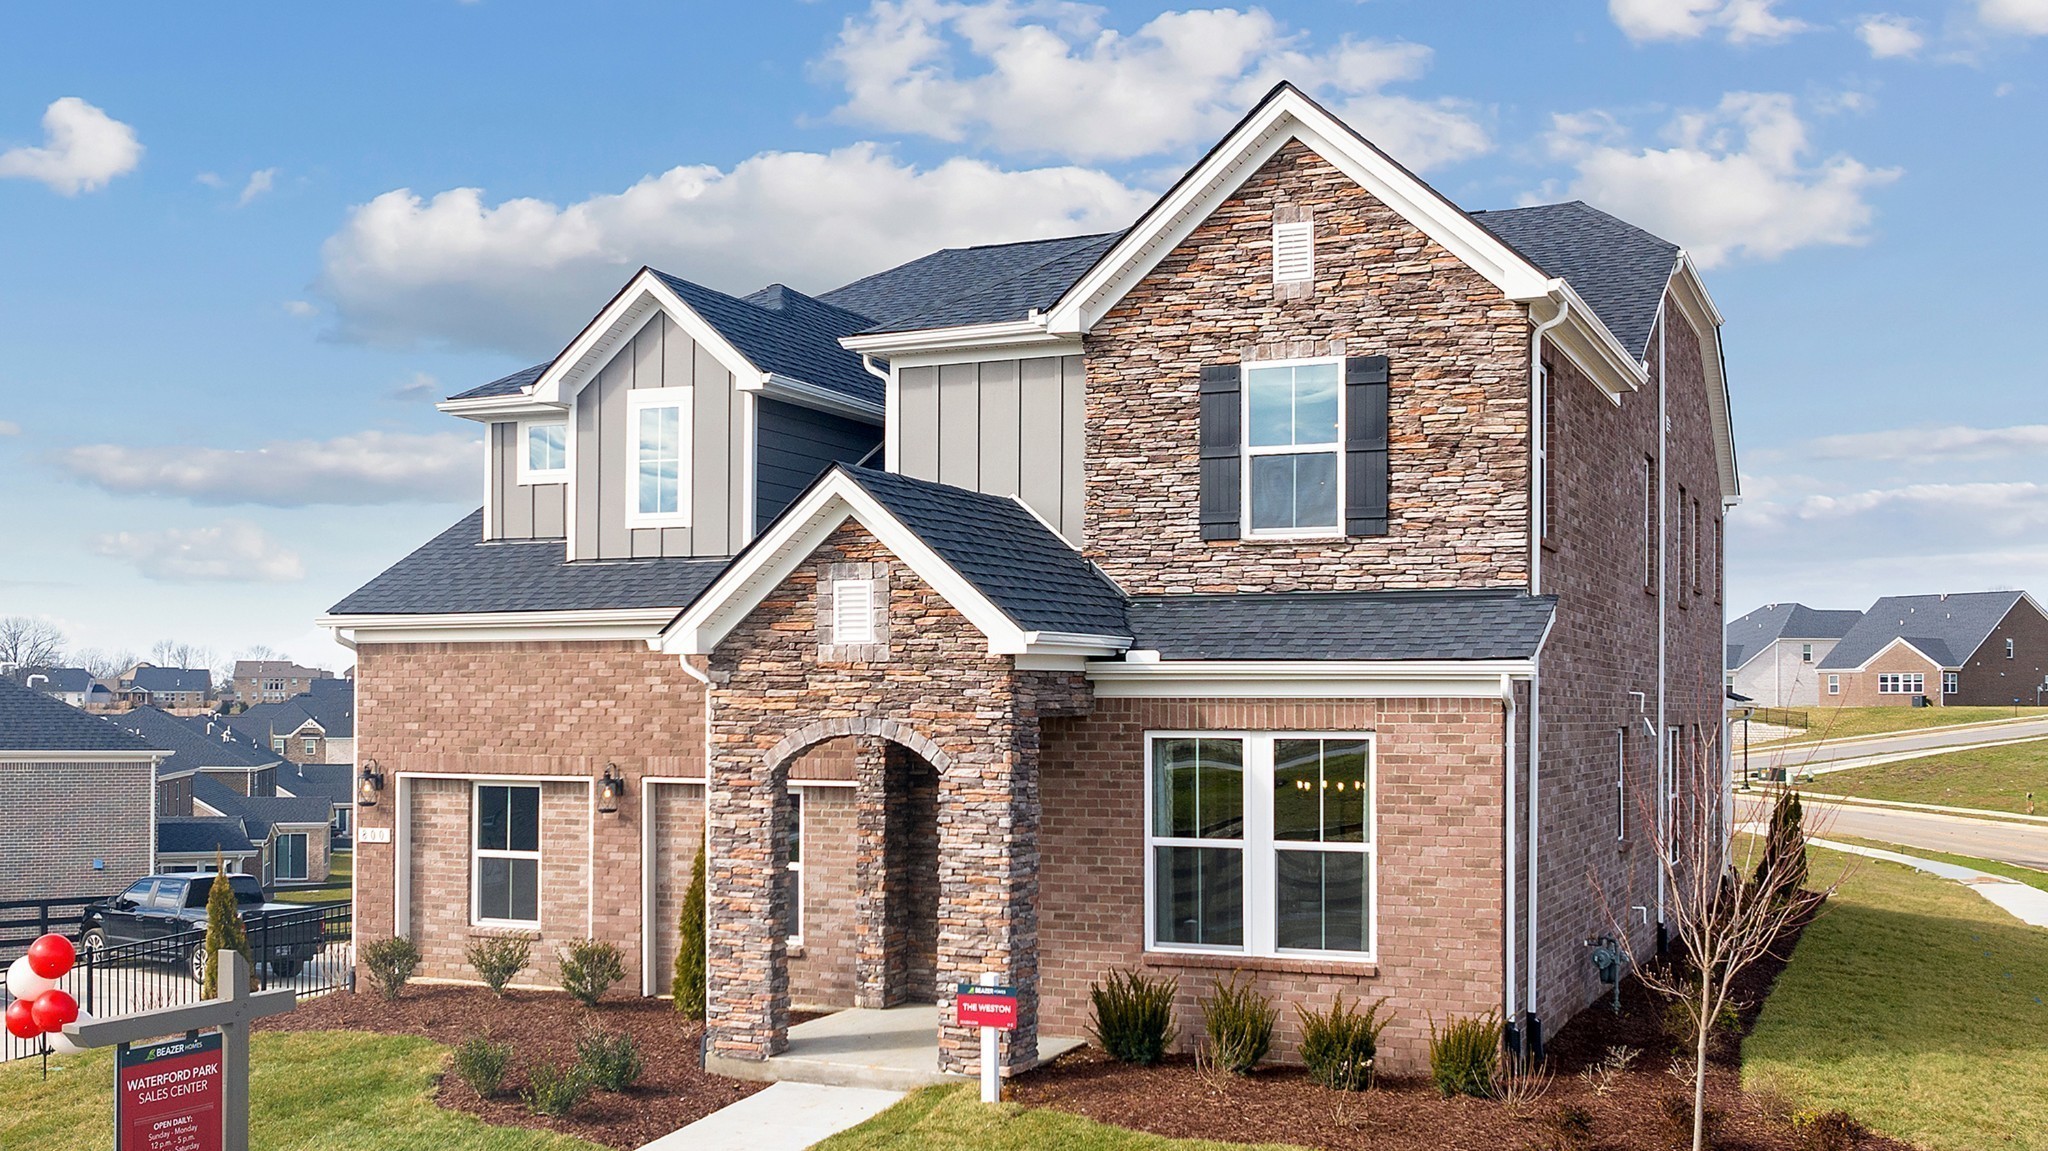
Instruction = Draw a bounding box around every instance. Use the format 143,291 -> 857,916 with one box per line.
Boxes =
518,419 -> 568,484
626,389 -> 691,528
1273,220 -> 1314,284
832,579 -> 875,645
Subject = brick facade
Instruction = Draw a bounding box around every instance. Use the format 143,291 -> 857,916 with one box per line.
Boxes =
1829,643 -> 1944,708
0,761 -> 154,901
1956,599 -> 2048,706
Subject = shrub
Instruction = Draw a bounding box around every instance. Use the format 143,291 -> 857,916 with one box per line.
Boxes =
1198,974 -> 1276,1075
200,863 -> 253,998
361,936 -> 422,1002
464,935 -> 530,997
1088,969 -> 1176,1065
1428,1012 -> 1502,1099
1296,994 -> 1388,1092
574,1028 -> 644,1092
451,1035 -> 514,1098
1762,789 -> 1808,902
558,938 -> 625,1007
1791,1109 -> 1859,1151
521,1061 -> 590,1118
672,834 -> 707,1019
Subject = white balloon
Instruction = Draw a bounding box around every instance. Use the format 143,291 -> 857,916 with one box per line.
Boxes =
46,1010 -> 96,1054
6,955 -> 56,1002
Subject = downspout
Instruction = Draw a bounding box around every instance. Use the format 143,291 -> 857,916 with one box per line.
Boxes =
1501,674 -> 1519,1028
1656,314 -> 1670,950
1523,289 -> 1569,1051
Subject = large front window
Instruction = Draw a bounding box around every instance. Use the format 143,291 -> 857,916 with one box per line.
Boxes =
626,389 -> 691,527
1148,733 -> 1375,959
474,784 -> 541,925
1243,361 -> 1341,535
1878,673 -> 1925,695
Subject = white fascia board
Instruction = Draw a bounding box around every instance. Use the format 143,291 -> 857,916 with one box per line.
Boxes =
1087,658 -> 1536,699
1837,636 -> 1953,673
1043,90 -> 1554,336
532,270 -> 759,405
748,373 -> 884,424
318,608 -> 679,645
1666,258 -> 1740,502
884,336 -> 1085,372
1542,282 -> 1649,404
839,319 -> 1066,360
436,395 -> 569,423
0,749 -> 170,764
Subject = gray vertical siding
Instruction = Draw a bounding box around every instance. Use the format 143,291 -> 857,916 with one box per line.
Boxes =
756,399 -> 882,528
570,311 -> 741,560
894,353 -> 1086,541
487,421 -> 567,540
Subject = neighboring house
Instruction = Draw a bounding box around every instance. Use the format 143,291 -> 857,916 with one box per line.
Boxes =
325,84 -> 1735,1076
107,706 -> 282,810
120,665 -> 213,710
224,677 -> 356,764
1816,591 -> 2048,707
225,660 -> 335,707
0,679 -> 167,899
1724,604 -> 1863,708
189,775 -> 333,887
278,761 -> 355,845
156,817 -> 261,876
24,667 -> 98,707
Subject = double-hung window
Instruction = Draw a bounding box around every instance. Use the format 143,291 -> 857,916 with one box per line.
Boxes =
1243,360 -> 1341,536
1943,671 -> 1959,695
474,784 -> 541,925
274,832 -> 308,882
302,736 -> 319,757
1148,733 -> 1375,960
1877,673 -> 1925,695
518,419 -> 568,484
625,389 -> 691,528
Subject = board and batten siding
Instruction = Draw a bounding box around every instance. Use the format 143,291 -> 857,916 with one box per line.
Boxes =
486,421 -> 567,540
756,398 -> 881,529
896,354 -> 1085,541
571,311 -> 748,560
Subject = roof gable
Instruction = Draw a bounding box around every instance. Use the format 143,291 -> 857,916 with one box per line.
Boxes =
819,232 -> 1123,333
1725,602 -> 1864,669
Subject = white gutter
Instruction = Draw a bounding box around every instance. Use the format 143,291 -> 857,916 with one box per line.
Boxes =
1518,287 -> 1569,1043
1501,673 -> 1519,1026
1656,314 -> 1669,934
1530,287 -> 1571,597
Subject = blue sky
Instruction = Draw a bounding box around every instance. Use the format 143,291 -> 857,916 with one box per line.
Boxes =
2,0 -> 2044,672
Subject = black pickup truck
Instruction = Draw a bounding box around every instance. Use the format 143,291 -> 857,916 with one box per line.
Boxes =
79,873 -> 326,981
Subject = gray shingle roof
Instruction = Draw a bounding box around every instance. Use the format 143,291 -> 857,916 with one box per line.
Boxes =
227,680 -> 355,745
1470,201 -> 1679,358
448,363 -> 549,401
819,232 -> 1124,333
129,667 -> 211,694
1125,589 -> 1557,661
328,510 -> 728,616
653,273 -> 881,406
192,775 -> 330,837
157,817 -> 256,857
32,668 -> 96,694
107,707 -> 280,772
1724,603 -> 1864,669
834,466 -> 1132,638
279,763 -> 353,806
0,679 -> 158,754
1818,592 -> 2031,670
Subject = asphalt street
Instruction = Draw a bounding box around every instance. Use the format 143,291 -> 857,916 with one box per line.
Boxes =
1736,792 -> 2048,871
1736,716 -> 2048,777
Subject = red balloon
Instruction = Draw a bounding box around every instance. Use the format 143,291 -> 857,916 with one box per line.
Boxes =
4,998 -> 37,1040
30,989 -> 78,1034
26,934 -> 75,980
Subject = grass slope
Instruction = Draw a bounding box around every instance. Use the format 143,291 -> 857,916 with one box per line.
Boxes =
1827,835 -> 2048,894
275,848 -> 353,904
1761,705 -> 2048,747
1811,739 -> 2048,814
814,1084 -> 1313,1151
0,1030 -> 600,1151
1744,846 -> 2048,1150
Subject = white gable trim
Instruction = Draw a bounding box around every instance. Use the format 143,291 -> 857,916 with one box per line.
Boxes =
1044,86 -> 1554,336
1664,256 -> 1740,504
656,469 -> 1128,659
532,270 -> 761,406
1830,635 -> 1955,674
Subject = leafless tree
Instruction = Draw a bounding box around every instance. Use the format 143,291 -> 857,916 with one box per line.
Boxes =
150,638 -> 215,672
76,647 -> 138,679
239,643 -> 282,662
1596,726 -> 1843,1151
0,616 -> 67,671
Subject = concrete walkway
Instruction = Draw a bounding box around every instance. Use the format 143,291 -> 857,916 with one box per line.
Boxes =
707,1003 -> 1087,1090
1809,836 -> 2048,929
636,1081 -> 905,1151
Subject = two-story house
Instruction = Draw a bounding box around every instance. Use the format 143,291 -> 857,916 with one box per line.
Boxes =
1815,591 -> 2048,707
326,85 -> 1735,1082
0,679 -> 166,900
1725,603 -> 1864,708
224,659 -> 336,707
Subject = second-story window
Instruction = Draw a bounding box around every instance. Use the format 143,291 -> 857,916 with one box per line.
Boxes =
1244,360 -> 1341,536
626,389 -> 691,528
519,420 -> 568,483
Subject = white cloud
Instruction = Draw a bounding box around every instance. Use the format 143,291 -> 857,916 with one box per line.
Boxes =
0,420 -> 19,436
282,300 -> 318,318
1857,14 -> 1924,57
1800,423 -> 2048,463
238,168 -> 278,206
1980,0 -> 2048,35
823,1 -> 1488,169
1608,0 -> 1809,43
58,430 -> 480,507
93,521 -> 306,584
387,373 -> 440,403
196,171 -> 226,189
316,143 -> 1150,354
1546,92 -> 1900,266
0,97 -> 143,195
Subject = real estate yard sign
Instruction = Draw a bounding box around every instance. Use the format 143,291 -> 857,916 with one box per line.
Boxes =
117,1031 -> 224,1151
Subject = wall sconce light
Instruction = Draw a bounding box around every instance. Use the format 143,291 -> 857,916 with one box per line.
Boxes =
597,763 -> 625,814
358,759 -> 385,807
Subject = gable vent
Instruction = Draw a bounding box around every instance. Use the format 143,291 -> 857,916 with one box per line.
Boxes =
832,579 -> 876,645
1273,220 -> 1314,284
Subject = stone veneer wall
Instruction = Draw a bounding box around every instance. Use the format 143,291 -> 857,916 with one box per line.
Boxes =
1037,696 -> 1504,1073
1082,138 -> 1532,595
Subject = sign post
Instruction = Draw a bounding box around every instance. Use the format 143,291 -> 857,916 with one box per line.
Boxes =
956,974 -> 1017,1104
65,951 -> 296,1151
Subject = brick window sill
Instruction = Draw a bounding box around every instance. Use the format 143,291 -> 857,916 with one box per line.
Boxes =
469,925 -> 542,942
1142,951 -> 1378,979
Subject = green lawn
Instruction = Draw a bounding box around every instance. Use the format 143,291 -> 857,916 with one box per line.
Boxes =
1744,845 -> 2048,1150
1757,705 -> 2048,747
1808,739 -> 2048,815
815,1085 -> 1312,1151
1826,835 -> 2048,894
275,848 -> 352,904
0,1030 -> 598,1151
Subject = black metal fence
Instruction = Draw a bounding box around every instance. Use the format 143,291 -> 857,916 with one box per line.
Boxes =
0,895 -> 111,953
1,901 -> 352,1063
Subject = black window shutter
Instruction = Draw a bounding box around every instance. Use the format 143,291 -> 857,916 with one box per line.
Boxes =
1198,364 -> 1242,541
1345,355 -> 1390,537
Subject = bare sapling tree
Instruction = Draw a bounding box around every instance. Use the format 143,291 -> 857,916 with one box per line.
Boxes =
0,615 -> 67,671
1596,725 -> 1844,1151
76,647 -> 138,679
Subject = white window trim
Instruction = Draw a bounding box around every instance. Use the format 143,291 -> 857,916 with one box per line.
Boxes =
1943,671 -> 1960,695
1827,674 -> 1840,695
1615,727 -> 1627,843
471,781 -> 543,929
302,737 -> 318,757
787,791 -> 805,946
1240,357 -> 1345,541
516,418 -> 569,485
1142,730 -> 1378,964
274,831 -> 309,882
624,387 -> 693,530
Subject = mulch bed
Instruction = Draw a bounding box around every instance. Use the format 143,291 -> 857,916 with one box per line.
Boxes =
1012,910 -> 1915,1151
261,984 -> 758,1149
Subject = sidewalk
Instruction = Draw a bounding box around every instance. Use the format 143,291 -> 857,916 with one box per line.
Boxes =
637,1081 -> 904,1151
1809,836 -> 2048,929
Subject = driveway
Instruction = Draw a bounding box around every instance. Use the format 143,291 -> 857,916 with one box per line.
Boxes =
1737,792 -> 2048,871
1736,717 -> 2048,778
